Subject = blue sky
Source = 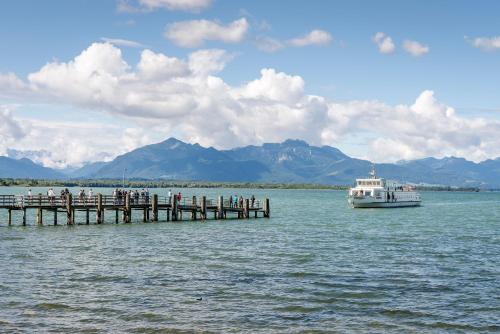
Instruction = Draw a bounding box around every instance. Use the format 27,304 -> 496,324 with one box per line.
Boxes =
1,0 -> 500,167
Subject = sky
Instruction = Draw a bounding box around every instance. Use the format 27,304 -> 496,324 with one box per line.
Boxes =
1,0 -> 500,168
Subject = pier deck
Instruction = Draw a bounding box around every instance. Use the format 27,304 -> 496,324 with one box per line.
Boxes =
0,194 -> 270,226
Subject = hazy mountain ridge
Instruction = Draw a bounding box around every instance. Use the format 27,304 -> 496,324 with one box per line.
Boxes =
2,138 -> 500,188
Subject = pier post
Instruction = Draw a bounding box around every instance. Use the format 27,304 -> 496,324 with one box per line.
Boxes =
37,208 -> 43,225
54,209 -> 57,226
244,199 -> 249,219
86,209 -> 89,225
166,209 -> 170,221
22,208 -> 26,226
115,209 -> 119,224
191,196 -> 197,220
143,208 -> 147,222
201,196 -> 207,220
217,196 -> 224,219
264,198 -> 270,218
96,194 -> 103,224
124,193 -> 131,223
8,209 -> 12,226
172,195 -> 178,221
66,193 -> 73,225
152,194 -> 158,222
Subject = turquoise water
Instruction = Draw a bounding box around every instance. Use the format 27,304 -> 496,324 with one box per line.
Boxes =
0,187 -> 499,333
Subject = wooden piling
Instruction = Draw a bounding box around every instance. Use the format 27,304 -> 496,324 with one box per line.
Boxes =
152,194 -> 158,222
217,196 -> 224,219
124,193 -> 131,223
96,194 -> 103,224
22,208 -> 26,226
244,199 -> 249,219
143,208 -> 147,222
54,209 -> 58,226
86,209 -> 90,225
66,193 -> 73,225
8,209 -> 12,226
191,196 -> 197,220
201,196 -> 207,220
115,209 -> 119,224
264,198 -> 270,218
172,195 -> 178,221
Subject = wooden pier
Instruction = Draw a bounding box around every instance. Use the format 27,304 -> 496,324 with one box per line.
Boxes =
0,194 -> 270,226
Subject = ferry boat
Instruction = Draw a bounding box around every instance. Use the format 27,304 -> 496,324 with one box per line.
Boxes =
348,167 -> 421,208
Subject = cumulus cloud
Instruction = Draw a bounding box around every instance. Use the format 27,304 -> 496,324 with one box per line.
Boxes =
0,106 -> 26,156
3,42 -> 500,166
101,37 -> 145,48
164,18 -> 249,47
465,35 -> 500,51
372,32 -> 395,54
288,29 -> 333,47
117,0 -> 211,12
403,39 -> 429,56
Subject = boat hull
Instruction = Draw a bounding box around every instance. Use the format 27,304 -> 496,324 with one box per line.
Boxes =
349,200 -> 421,208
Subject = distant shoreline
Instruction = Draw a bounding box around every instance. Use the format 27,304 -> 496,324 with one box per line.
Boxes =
0,178 -> 486,191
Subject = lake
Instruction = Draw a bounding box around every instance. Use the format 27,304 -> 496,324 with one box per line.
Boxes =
0,187 -> 499,333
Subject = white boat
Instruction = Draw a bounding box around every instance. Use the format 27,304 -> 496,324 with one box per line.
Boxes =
347,167 -> 421,208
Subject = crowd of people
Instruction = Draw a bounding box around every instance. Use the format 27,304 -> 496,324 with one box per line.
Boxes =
228,194 -> 256,208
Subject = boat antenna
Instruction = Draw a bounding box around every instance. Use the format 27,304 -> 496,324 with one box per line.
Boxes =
369,164 -> 376,179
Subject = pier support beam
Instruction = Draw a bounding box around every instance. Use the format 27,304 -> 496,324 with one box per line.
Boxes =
96,194 -> 103,224
86,209 -> 89,225
22,208 -> 26,226
152,194 -> 158,222
244,199 -> 249,219
115,209 -> 119,224
191,196 -> 197,220
264,198 -> 270,218
124,193 -> 131,223
172,195 -> 178,221
201,196 -> 207,220
8,209 -> 12,226
36,208 -> 43,225
217,196 -> 224,219
66,193 -> 73,225
54,209 -> 58,226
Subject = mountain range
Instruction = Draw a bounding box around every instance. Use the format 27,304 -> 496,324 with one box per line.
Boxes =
2,137 -> 500,188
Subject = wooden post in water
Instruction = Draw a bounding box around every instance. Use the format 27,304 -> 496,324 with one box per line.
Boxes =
143,208 -> 147,222
115,209 -> 119,224
166,208 -> 170,221
172,195 -> 178,221
85,209 -> 89,225
96,194 -> 103,224
244,199 -> 249,219
53,209 -> 57,226
191,196 -> 197,220
201,196 -> 207,220
8,209 -> 12,226
264,198 -> 270,218
22,208 -> 26,226
217,196 -> 224,219
37,204 -> 43,225
124,193 -> 131,223
152,194 -> 158,222
66,193 -> 73,225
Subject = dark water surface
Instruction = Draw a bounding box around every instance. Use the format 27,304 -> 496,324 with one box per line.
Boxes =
0,187 -> 499,333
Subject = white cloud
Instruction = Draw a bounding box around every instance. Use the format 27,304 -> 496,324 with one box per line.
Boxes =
465,35 -> 500,51
164,18 -> 249,48
3,42 -> 500,166
0,106 -> 25,156
101,37 -> 145,48
372,32 -> 395,54
403,39 -> 429,56
288,29 -> 333,47
255,36 -> 285,52
256,29 -> 332,53
117,0 -> 211,12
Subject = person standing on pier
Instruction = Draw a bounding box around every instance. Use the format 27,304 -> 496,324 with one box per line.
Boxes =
229,195 -> 233,208
88,188 -> 93,204
177,192 -> 182,204
238,196 -> 244,208
251,195 -> 255,208
27,189 -> 32,204
48,188 -> 55,205
168,189 -> 172,203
